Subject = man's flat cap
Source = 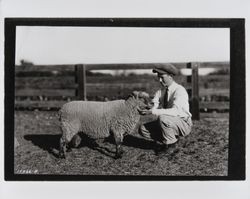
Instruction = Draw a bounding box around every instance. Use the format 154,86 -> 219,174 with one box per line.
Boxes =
152,63 -> 179,76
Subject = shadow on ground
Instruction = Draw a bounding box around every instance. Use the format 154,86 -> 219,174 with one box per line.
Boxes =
24,133 -> 157,158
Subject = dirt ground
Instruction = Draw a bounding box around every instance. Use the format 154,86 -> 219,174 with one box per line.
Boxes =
14,111 -> 229,176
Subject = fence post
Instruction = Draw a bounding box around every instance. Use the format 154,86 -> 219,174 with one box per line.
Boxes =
75,64 -> 87,100
187,62 -> 200,120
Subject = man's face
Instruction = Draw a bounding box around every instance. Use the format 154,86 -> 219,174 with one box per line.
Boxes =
157,73 -> 173,87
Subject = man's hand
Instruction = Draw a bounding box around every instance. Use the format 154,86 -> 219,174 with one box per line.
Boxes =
137,107 -> 152,115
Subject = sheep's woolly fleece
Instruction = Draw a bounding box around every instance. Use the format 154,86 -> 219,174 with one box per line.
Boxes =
59,91 -> 150,143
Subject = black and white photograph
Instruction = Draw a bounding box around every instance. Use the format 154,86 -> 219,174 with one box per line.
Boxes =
4,18 -> 245,180
1,0 -> 249,199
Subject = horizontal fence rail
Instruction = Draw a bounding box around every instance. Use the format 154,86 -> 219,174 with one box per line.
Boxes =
14,62 -> 230,120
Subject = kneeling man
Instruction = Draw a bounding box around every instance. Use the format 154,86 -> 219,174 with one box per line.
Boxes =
139,64 -> 193,155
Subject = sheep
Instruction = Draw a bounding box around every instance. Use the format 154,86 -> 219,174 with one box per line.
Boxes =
58,91 -> 151,159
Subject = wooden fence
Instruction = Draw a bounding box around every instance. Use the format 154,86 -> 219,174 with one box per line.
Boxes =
15,62 -> 230,120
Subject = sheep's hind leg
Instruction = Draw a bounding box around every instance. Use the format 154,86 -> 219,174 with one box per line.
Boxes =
68,134 -> 82,150
59,121 -> 79,158
59,137 -> 67,158
113,132 -> 124,159
59,135 -> 76,158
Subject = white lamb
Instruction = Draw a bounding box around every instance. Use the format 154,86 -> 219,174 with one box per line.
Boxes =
58,91 -> 151,159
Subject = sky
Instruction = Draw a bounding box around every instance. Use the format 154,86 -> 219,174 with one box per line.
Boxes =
15,26 -> 230,65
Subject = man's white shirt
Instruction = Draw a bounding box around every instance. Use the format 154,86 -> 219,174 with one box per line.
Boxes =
151,81 -> 192,118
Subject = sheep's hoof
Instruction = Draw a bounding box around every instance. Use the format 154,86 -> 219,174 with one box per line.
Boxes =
114,155 -> 122,159
59,152 -> 66,159
114,153 -> 122,159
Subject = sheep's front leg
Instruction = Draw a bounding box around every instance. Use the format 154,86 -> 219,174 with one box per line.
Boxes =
113,132 -> 124,159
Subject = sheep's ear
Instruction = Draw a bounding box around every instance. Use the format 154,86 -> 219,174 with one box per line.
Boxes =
127,91 -> 137,99
138,91 -> 149,99
132,91 -> 139,99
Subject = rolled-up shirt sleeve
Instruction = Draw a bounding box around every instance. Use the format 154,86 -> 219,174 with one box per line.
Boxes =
152,105 -> 179,116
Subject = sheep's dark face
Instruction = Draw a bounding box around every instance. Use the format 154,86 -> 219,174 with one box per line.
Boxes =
130,91 -> 153,110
